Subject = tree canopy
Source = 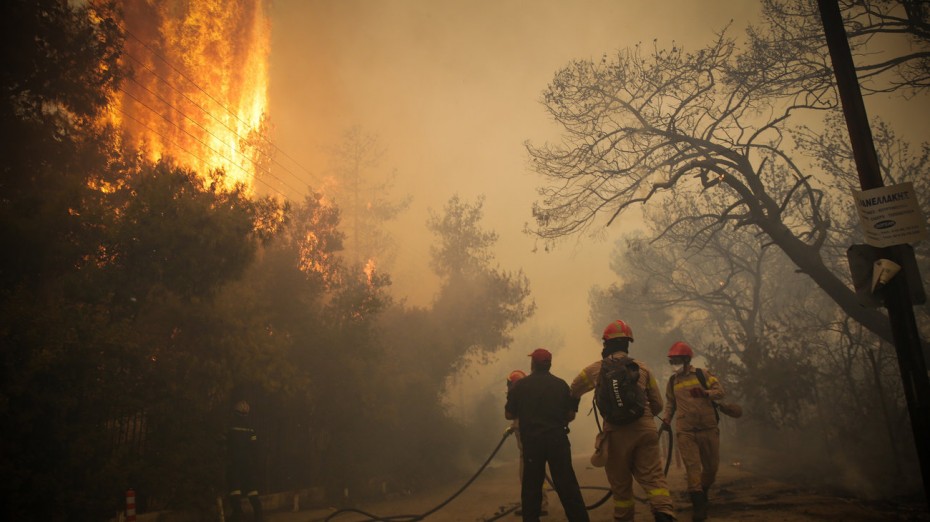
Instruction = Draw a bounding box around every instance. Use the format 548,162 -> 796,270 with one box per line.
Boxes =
0,2 -> 536,518
526,1 -> 930,344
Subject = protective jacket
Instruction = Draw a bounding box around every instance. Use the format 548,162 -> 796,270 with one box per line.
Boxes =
663,365 -> 725,500
570,352 -> 675,521
662,366 -> 725,431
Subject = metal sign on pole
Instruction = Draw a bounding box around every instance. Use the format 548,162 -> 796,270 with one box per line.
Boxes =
818,0 -> 930,504
853,182 -> 928,248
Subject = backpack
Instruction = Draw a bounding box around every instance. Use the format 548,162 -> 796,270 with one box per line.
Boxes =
594,357 -> 647,426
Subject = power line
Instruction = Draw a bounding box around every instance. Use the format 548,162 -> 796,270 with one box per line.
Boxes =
118,23 -> 321,187
117,87 -> 293,199
120,74 -> 303,196
116,105 -> 287,199
121,49 -> 314,192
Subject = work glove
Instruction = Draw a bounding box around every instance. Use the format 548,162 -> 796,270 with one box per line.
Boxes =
689,387 -> 709,398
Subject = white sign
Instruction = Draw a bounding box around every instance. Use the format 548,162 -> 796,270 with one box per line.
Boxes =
852,182 -> 928,248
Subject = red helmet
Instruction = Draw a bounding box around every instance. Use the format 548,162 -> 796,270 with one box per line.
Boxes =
668,341 -> 694,358
602,320 -> 634,342
507,370 -> 527,383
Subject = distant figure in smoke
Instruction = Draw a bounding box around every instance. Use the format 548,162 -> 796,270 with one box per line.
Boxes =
569,320 -> 676,522
505,349 -> 589,522
227,400 -> 264,522
660,342 -> 725,521
506,369 -> 550,516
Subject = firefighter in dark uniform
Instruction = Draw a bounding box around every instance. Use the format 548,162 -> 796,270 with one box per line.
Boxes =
505,348 -> 589,522
227,400 -> 263,522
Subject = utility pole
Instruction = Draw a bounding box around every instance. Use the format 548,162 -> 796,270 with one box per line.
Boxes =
818,0 -> 930,503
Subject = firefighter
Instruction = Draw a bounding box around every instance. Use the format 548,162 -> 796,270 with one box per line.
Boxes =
227,400 -> 263,522
570,320 -> 676,522
660,342 -> 724,521
505,349 -> 589,522
507,369 -> 550,516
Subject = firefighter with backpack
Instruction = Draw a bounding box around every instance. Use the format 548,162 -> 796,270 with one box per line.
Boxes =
569,320 -> 676,522
660,342 -> 724,521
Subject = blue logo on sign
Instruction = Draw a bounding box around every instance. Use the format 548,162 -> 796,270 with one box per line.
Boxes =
874,220 -> 895,229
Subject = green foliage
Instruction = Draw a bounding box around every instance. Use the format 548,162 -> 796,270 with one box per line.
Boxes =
99,161 -> 269,301
323,126 -> 411,268
344,194 -> 536,492
0,156 -> 279,518
0,2 -> 537,516
425,195 -> 535,373
0,0 -> 124,292
427,194 -> 499,278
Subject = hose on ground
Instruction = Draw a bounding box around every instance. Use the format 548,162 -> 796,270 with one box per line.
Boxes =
322,428 -> 515,522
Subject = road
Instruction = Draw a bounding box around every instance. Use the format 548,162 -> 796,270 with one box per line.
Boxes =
264,451 -> 930,522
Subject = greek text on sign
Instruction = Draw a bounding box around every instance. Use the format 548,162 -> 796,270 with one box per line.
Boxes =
852,182 -> 928,248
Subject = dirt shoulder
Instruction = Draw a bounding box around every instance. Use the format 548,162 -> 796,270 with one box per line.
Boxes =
269,455 -> 929,522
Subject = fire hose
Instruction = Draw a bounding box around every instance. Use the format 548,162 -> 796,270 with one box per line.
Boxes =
322,427 -> 516,522
320,426 -> 618,522
661,426 -> 674,477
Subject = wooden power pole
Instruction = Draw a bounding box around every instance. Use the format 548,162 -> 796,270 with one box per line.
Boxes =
818,0 -> 930,504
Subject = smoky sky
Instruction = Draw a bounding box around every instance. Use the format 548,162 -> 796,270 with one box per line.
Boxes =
264,0 -> 929,439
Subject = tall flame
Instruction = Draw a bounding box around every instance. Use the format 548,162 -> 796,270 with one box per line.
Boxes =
111,0 -> 271,191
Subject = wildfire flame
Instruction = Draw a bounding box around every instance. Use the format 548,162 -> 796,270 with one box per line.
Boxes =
110,0 -> 271,191
363,258 -> 376,285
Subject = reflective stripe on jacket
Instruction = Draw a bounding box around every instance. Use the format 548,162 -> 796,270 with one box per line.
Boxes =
662,366 -> 725,431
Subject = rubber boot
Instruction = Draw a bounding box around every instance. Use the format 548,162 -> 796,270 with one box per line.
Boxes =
654,512 -> 676,522
690,490 -> 707,521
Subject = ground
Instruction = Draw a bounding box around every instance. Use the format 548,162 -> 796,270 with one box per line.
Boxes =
265,451 -> 930,522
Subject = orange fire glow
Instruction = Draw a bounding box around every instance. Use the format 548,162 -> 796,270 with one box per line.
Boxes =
110,0 -> 271,191
363,258 -> 376,285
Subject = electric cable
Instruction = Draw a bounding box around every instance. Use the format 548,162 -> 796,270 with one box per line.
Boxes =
114,106 -> 287,199
118,76 -> 303,196
120,49 -> 314,191
117,86 -> 298,197
117,23 -> 321,186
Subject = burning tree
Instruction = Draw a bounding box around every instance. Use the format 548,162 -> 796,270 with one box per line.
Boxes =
113,0 -> 272,191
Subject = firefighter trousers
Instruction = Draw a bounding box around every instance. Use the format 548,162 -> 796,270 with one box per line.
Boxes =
676,427 -> 719,492
521,430 -> 589,522
517,433 -> 550,511
605,426 -> 675,521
